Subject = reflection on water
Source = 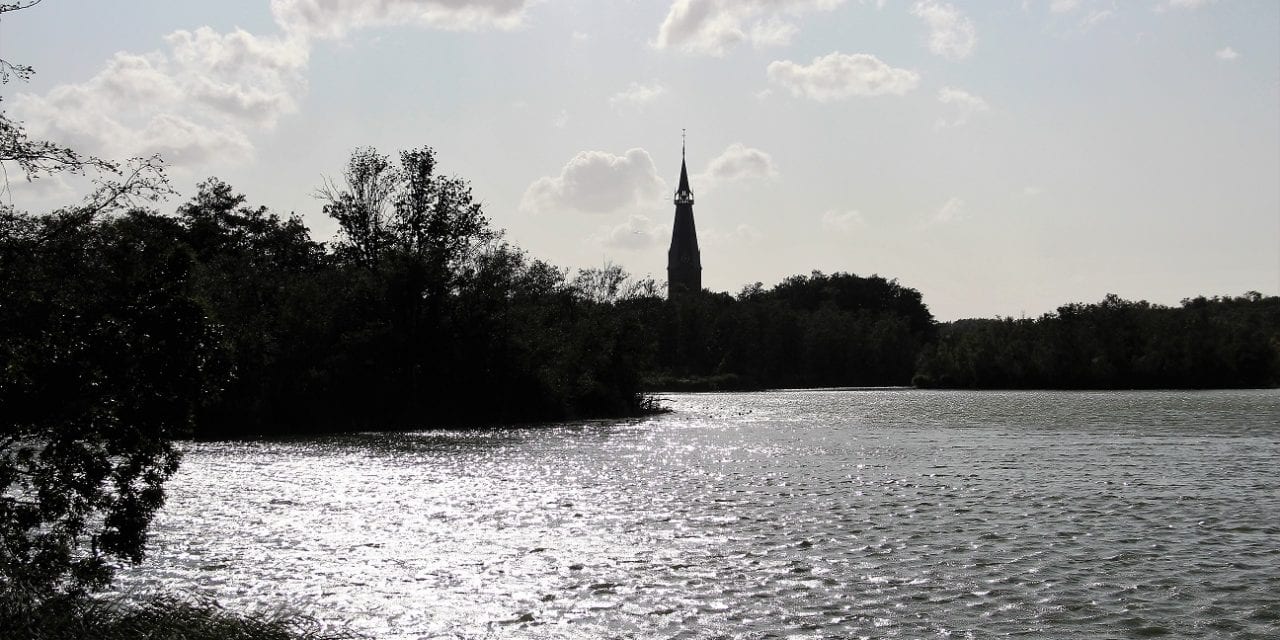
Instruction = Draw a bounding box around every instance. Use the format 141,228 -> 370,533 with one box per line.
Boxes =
117,390 -> 1280,639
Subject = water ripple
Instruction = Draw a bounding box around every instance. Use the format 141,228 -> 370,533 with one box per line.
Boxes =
116,389 -> 1280,639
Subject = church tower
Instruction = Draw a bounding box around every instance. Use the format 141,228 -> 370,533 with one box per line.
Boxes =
667,135 -> 702,298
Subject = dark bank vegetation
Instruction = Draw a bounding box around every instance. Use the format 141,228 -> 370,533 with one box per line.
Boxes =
3,148 -> 659,443
914,293 -> 1280,389
187,148 -> 655,436
635,271 -> 936,390
0,591 -> 361,640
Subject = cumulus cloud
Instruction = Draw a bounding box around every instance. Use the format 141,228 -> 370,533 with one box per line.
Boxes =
699,143 -> 778,186
598,214 -> 663,250
936,86 -> 989,128
10,1 -> 539,173
609,82 -> 667,111
1215,46 -> 1239,61
911,1 -> 977,60
11,28 -> 304,166
767,52 -> 920,101
521,148 -> 667,214
269,0 -> 532,39
654,0 -> 845,56
822,209 -> 865,233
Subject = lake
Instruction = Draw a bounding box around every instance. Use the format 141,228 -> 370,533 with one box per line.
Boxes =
117,389 -> 1280,639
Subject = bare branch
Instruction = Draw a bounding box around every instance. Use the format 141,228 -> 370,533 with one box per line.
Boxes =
0,1 -> 45,82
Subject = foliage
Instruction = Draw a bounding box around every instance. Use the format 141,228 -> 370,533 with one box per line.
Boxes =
635,271 -> 936,389
151,149 -> 660,437
0,207 -> 217,596
572,261 -> 660,304
0,590 -> 365,640
0,0 -> 215,603
913,293 -> 1280,389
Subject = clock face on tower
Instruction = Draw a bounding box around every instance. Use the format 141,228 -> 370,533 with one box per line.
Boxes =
681,254 -> 690,264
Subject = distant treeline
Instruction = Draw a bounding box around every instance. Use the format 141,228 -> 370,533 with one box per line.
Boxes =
623,271 -> 936,390
913,293 -> 1280,389
4,147 -> 1278,446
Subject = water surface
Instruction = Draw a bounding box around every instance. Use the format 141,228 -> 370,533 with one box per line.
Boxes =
120,389 -> 1280,638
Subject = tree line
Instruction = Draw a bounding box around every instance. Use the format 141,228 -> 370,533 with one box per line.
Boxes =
913,293 -> 1280,389
628,271 -> 937,390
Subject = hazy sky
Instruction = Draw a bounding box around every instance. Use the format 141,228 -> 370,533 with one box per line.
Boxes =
3,0 -> 1277,320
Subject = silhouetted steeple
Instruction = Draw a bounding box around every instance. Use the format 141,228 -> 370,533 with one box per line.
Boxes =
668,132 -> 701,298
675,143 -> 693,205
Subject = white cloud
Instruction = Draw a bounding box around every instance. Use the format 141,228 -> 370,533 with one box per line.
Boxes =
609,82 -> 667,111
654,0 -> 845,56
553,109 -> 569,128
1161,0 -> 1215,9
1050,0 -> 1082,12
822,209 -> 865,233
767,52 -> 920,101
10,1 -> 543,173
911,1 -> 977,60
598,214 -> 663,250
11,27 -> 304,167
935,86 -> 989,128
269,0 -> 532,39
164,27 -> 309,127
1215,46 -> 1239,61
521,148 -> 667,214
698,143 -> 778,186
930,196 -> 965,224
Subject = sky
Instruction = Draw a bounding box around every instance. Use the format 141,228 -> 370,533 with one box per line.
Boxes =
2,0 -> 1277,320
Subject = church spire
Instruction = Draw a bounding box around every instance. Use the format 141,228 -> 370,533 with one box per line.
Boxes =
675,129 -> 694,205
668,130 -> 701,298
